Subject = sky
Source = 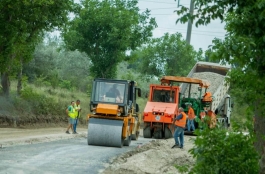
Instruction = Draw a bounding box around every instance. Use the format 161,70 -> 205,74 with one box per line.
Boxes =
67,0 -> 227,52
137,0 -> 226,51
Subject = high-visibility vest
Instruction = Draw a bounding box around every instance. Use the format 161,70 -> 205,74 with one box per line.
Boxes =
202,92 -> 212,102
188,107 -> 195,119
68,105 -> 76,118
74,104 -> 81,118
175,112 -> 187,128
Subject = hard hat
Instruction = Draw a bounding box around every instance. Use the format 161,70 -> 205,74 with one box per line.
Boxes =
185,102 -> 192,106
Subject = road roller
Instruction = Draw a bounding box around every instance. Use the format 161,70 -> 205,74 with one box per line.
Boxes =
87,78 -> 142,148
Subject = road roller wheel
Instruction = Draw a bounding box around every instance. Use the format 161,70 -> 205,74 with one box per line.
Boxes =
154,130 -> 162,139
123,136 -> 131,146
87,118 -> 124,147
143,126 -> 152,138
131,130 -> 139,140
164,127 -> 172,139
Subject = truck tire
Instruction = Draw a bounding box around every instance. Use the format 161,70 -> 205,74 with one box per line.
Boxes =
143,126 -> 152,138
164,127 -> 172,139
154,130 -> 162,139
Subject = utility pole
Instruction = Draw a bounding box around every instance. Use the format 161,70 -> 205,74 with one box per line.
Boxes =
186,0 -> 194,44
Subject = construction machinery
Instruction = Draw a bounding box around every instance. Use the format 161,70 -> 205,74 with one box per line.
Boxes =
181,61 -> 232,128
142,84 -> 180,139
87,78 -> 141,147
143,61 -> 232,138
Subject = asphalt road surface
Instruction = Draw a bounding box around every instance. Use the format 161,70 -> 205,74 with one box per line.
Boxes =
0,136 -> 152,174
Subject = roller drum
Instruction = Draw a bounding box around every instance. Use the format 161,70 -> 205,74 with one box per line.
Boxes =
87,118 -> 124,147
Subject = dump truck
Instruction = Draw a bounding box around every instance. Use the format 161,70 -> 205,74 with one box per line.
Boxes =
87,78 -> 141,147
180,61 -> 232,128
143,61 -> 232,138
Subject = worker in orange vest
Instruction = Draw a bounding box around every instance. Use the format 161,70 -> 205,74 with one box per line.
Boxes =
187,103 -> 195,132
172,107 -> 187,149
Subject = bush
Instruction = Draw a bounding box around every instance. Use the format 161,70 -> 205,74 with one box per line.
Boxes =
59,80 -> 73,90
189,121 -> 259,174
20,86 -> 63,115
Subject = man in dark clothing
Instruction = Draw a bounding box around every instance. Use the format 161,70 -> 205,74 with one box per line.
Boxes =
106,84 -> 122,102
172,107 -> 187,149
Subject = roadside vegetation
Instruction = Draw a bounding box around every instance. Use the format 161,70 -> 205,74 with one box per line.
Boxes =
0,80 -> 150,128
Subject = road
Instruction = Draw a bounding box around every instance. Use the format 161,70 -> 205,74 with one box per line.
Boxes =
0,128 -> 152,174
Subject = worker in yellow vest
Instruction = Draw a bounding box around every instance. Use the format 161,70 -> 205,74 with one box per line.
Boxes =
73,99 -> 81,134
66,101 -> 76,134
172,107 -> 187,149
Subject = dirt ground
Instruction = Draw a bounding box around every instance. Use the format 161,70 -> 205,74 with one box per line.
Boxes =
102,136 -> 195,174
0,126 -> 195,174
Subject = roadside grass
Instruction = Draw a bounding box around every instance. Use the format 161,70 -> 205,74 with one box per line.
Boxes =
0,81 -> 91,127
1,80 -> 148,128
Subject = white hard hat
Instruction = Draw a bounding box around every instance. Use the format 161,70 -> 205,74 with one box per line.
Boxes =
185,102 -> 192,106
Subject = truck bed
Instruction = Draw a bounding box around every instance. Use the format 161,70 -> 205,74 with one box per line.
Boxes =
180,61 -> 231,112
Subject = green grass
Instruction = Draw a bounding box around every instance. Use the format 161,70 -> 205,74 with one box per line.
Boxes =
137,97 -> 148,113
0,81 -> 91,127
1,80 -> 148,128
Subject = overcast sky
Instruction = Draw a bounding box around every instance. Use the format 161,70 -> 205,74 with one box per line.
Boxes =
138,0 -> 226,52
69,0 -> 226,52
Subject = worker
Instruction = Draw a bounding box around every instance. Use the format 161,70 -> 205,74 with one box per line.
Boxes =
171,107 -> 187,149
106,84 -> 122,102
187,103 -> 195,132
202,92 -> 212,102
65,101 -> 76,134
73,99 -> 81,134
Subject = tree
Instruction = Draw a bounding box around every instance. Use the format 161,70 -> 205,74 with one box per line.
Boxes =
62,0 -> 157,78
116,61 -> 159,97
23,37 -> 91,92
176,1 -> 265,172
129,33 -> 203,78
0,0 -> 75,97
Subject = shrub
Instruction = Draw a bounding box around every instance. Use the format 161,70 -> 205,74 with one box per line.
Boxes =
189,120 -> 259,174
59,80 -> 73,90
20,86 -> 63,115
34,75 -> 46,87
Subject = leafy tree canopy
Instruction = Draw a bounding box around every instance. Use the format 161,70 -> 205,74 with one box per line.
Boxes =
129,32 -> 204,78
176,0 -> 265,172
23,36 -> 91,92
176,0 -> 265,86
0,0 -> 75,70
63,0 -> 157,78
0,0 -> 76,96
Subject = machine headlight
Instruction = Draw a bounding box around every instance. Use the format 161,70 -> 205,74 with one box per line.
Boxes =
92,108 -> 96,114
117,109 -> 121,116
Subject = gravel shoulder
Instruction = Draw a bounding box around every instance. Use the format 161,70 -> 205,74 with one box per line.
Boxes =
102,136 -> 195,174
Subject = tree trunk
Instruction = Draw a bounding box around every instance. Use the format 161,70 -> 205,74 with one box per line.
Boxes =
1,72 -> 10,97
17,57 -> 23,96
254,102 -> 265,174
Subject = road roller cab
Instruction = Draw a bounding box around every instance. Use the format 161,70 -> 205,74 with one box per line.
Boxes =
87,78 -> 142,147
